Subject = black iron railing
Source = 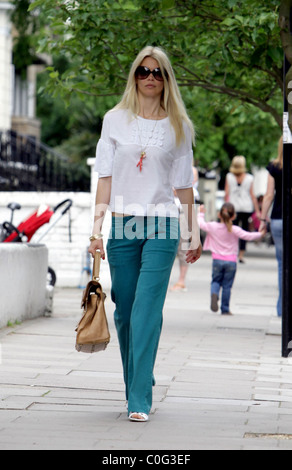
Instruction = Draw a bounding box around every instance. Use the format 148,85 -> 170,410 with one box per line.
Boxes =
0,130 -> 90,192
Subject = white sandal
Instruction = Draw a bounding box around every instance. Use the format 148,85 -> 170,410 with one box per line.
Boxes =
129,412 -> 149,422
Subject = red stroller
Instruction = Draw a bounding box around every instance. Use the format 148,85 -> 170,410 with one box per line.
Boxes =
0,199 -> 73,285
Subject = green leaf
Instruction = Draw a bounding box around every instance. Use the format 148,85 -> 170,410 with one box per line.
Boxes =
74,81 -> 89,90
228,0 -> 239,7
222,46 -> 232,63
234,15 -> 244,25
267,46 -> 283,64
161,0 -> 175,9
221,18 -> 235,27
49,71 -> 59,79
28,0 -> 45,11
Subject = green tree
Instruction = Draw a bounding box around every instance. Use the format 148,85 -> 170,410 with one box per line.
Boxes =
11,0 -> 42,77
18,0 -> 283,171
36,55 -> 118,160
29,0 -> 282,127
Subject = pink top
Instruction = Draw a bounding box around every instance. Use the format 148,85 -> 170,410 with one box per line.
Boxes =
198,213 -> 262,262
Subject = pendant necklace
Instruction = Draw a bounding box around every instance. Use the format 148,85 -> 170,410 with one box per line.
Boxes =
136,117 -> 159,172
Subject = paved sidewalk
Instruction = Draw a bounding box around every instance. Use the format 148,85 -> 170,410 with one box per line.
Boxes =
0,243 -> 291,450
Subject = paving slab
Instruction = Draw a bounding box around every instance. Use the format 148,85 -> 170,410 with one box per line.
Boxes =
0,244 -> 291,450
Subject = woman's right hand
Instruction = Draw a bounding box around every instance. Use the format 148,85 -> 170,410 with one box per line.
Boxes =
88,239 -> 105,260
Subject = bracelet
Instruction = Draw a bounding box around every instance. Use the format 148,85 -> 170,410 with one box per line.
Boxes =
89,233 -> 103,241
260,218 -> 267,222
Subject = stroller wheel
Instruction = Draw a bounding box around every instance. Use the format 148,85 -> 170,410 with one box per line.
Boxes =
47,267 -> 57,287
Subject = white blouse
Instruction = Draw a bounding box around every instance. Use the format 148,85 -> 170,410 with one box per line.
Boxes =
226,173 -> 254,213
94,108 -> 194,217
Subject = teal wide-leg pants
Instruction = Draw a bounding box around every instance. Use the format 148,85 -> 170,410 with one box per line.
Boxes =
107,216 -> 180,415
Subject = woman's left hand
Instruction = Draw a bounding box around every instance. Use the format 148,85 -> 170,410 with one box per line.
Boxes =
259,221 -> 266,233
186,243 -> 202,264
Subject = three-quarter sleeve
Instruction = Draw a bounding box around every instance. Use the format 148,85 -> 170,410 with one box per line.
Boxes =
94,113 -> 115,177
171,150 -> 194,189
170,123 -> 194,189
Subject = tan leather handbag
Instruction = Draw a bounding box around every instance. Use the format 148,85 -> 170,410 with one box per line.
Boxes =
75,252 -> 110,353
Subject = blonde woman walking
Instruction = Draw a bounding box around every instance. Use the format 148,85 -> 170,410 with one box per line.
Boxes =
88,46 -> 202,422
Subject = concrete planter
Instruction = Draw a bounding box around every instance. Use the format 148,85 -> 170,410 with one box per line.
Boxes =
0,244 -> 48,328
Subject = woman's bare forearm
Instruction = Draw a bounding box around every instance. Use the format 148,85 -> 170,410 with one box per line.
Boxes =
176,187 -> 201,249
91,176 -> 112,236
88,176 -> 112,259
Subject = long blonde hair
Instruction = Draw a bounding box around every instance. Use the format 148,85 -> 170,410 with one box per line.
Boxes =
113,46 -> 195,146
273,136 -> 283,169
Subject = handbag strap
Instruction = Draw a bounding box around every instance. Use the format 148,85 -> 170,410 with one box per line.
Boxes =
93,251 -> 101,281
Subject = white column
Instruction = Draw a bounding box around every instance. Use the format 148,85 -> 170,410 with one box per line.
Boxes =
0,2 -> 13,131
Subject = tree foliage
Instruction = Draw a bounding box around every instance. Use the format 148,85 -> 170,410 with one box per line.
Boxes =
30,0 -> 282,127
22,0 -> 284,171
11,0 -> 42,76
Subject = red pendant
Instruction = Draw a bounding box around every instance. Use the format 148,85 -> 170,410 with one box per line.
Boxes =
137,151 -> 146,172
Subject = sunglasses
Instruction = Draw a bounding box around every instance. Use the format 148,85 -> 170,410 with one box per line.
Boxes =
135,66 -> 167,82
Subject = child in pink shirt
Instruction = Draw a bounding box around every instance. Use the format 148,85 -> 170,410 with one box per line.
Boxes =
199,203 -> 265,315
